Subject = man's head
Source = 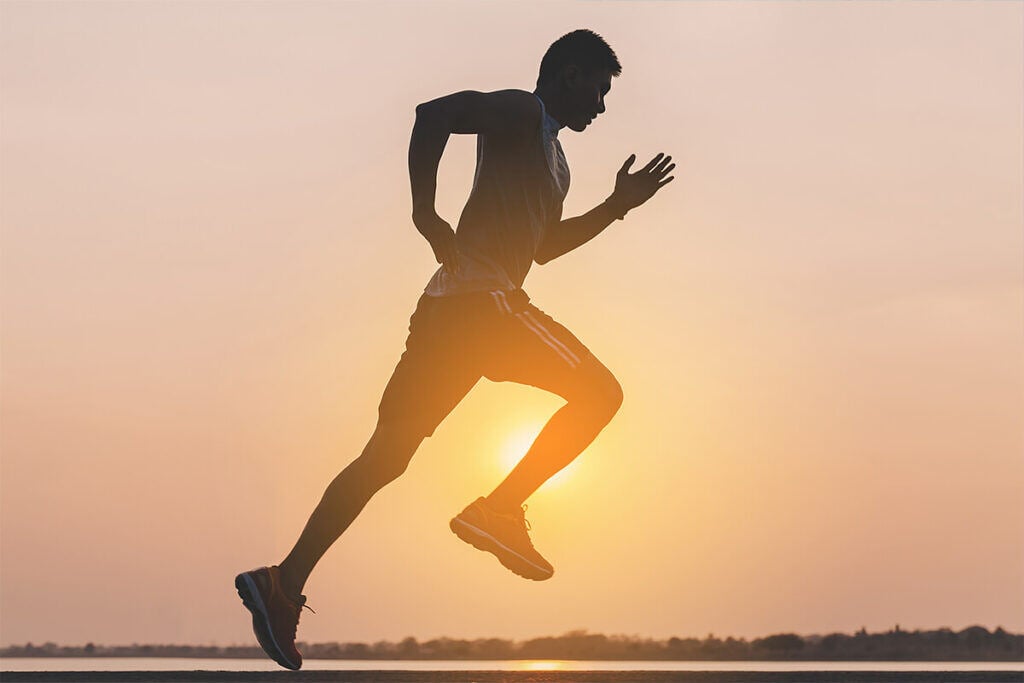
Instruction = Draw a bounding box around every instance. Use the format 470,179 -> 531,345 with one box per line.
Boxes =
535,29 -> 622,133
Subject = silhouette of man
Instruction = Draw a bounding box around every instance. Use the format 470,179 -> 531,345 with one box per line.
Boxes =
235,29 -> 674,670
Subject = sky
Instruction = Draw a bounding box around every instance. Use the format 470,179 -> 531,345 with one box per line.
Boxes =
1,0 -> 1021,648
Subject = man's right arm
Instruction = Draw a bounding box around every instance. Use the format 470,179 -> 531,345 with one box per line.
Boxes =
408,90 -> 540,274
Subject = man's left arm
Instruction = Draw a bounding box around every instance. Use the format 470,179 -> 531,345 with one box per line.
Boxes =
535,152 -> 675,265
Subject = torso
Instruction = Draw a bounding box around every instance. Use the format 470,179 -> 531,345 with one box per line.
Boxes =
424,91 -> 570,297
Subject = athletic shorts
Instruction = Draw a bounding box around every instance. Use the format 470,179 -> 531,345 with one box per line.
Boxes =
377,288 -> 615,438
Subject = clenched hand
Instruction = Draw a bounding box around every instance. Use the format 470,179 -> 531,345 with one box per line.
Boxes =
413,209 -> 460,276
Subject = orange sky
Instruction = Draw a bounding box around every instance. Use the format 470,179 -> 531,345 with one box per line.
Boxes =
1,1 -> 1021,647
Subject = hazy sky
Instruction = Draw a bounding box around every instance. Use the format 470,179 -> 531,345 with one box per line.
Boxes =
1,1 -> 1021,648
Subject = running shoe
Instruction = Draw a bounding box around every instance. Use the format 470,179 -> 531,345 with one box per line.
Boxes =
450,497 -> 554,580
234,565 -> 314,670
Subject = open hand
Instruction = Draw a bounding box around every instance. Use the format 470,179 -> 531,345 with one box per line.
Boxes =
608,152 -> 675,216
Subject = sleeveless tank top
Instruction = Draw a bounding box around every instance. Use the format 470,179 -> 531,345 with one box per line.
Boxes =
424,91 -> 570,297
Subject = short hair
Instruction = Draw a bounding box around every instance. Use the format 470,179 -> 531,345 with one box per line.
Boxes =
536,29 -> 622,88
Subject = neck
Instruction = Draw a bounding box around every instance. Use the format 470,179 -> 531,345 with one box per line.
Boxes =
533,85 -> 568,129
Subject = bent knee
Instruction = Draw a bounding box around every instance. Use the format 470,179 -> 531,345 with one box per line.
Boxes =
370,419 -> 428,453
576,364 -> 623,421
352,448 -> 410,487
600,373 -> 624,417
356,422 -> 423,484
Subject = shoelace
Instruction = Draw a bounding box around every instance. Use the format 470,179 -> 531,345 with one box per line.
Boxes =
494,504 -> 534,545
520,504 -> 532,532
285,595 -> 316,617
283,598 -> 316,641
282,590 -> 317,615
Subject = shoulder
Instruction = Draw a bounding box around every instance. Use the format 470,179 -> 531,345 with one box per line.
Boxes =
490,89 -> 542,123
418,89 -> 541,139
479,89 -> 542,143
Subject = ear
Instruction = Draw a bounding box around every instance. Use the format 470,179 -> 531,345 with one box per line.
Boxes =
561,64 -> 581,89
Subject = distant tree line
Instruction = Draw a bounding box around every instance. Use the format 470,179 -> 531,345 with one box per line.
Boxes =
3,626 -> 1021,661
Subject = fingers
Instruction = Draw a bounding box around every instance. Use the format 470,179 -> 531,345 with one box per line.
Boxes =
428,229 -> 459,275
444,244 -> 461,276
641,152 -> 665,173
644,155 -> 675,193
440,244 -> 460,276
623,152 -> 675,180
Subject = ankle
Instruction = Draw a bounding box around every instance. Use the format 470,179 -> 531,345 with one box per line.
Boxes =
484,494 -> 522,515
275,564 -> 305,602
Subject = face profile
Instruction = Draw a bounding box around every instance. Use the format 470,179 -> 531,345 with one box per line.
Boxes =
550,65 -> 614,133
532,29 -> 620,133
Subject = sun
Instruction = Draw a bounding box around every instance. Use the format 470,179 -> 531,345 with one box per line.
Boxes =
498,423 -> 581,488
520,661 -> 567,671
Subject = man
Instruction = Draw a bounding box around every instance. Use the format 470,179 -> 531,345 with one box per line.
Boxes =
235,28 -> 674,670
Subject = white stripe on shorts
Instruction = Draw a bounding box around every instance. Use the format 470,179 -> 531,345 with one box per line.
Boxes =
496,290 -> 513,315
490,290 -> 513,315
489,291 -> 504,314
515,312 -> 579,369
524,310 -> 581,365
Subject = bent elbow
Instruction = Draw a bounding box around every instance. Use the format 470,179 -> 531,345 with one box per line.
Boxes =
415,100 -> 443,120
415,101 -> 451,133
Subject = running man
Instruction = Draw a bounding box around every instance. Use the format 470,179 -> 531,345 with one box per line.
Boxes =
235,29 -> 674,670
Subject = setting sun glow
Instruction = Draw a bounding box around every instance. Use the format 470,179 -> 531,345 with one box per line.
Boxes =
520,661 -> 567,671
499,423 -> 581,489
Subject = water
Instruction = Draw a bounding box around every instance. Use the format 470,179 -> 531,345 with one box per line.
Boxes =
3,658 -> 1023,672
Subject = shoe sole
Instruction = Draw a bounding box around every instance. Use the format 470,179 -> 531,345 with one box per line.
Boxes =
450,517 -> 554,581
234,572 -> 302,670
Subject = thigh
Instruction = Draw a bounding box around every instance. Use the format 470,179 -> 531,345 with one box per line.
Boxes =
377,294 -> 483,439
481,298 -> 619,404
